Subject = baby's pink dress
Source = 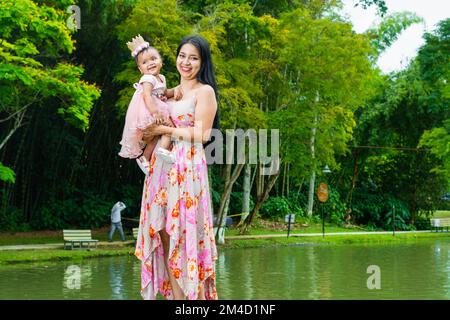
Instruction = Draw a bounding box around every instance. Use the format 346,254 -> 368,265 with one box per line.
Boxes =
118,74 -> 170,158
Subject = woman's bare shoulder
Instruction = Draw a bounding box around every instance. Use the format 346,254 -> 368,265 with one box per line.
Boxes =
196,84 -> 215,97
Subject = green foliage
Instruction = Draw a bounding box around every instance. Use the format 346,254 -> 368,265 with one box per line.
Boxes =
0,0 -> 100,131
114,0 -> 191,114
1,0 -> 446,234
417,19 -> 450,187
260,196 -> 303,221
354,0 -> 387,16
412,216 -> 431,231
228,190 -> 254,216
353,18 -> 449,222
365,12 -> 423,59
323,188 -> 348,225
31,191 -> 113,230
0,162 -> 15,183
0,206 -> 29,231
275,8 -> 375,185
420,121 -> 450,187
352,192 -> 411,230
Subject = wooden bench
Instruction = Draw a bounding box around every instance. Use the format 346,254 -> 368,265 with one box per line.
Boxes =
133,227 -> 139,240
430,218 -> 450,232
63,230 -> 99,250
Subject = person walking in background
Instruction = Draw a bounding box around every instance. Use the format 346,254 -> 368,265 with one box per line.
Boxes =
109,201 -> 127,242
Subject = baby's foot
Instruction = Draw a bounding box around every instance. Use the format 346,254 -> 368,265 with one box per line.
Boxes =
155,147 -> 175,164
136,156 -> 150,175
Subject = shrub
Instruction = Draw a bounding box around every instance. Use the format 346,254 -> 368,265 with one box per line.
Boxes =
260,196 -> 303,221
31,190 -> 112,230
229,191 -> 255,216
413,216 -> 432,230
352,192 -> 412,230
0,206 -> 30,232
322,188 -> 347,225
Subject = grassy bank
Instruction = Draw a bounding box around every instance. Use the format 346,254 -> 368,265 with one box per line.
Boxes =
220,231 -> 450,249
1,230 -> 450,265
0,246 -> 135,265
1,216 -> 449,265
2,211 -> 449,246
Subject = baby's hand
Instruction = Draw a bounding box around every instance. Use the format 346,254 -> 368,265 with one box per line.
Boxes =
174,86 -> 183,101
159,95 -> 168,102
153,111 -> 166,125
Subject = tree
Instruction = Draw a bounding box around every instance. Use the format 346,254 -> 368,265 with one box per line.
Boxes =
0,0 -> 100,224
364,11 -> 424,60
351,19 -> 450,221
418,19 -> 450,188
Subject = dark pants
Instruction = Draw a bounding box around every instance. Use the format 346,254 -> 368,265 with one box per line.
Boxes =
108,222 -> 125,241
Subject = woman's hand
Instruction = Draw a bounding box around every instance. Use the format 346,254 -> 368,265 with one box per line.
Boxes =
164,116 -> 176,128
142,123 -> 162,142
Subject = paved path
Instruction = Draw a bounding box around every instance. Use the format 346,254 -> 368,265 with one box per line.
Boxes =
0,230 -> 436,251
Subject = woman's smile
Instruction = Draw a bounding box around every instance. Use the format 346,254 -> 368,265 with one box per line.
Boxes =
180,66 -> 192,73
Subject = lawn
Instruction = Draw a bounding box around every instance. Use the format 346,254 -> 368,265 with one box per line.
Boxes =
2,231 -> 450,265
434,210 -> 450,218
224,219 -> 367,237
0,246 -> 134,265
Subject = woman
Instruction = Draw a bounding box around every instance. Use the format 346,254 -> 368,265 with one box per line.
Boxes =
134,35 -> 219,300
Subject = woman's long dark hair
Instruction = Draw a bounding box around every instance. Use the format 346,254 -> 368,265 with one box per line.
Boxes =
176,35 -> 220,134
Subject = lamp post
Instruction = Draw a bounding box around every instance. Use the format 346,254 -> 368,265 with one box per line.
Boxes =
317,165 -> 331,238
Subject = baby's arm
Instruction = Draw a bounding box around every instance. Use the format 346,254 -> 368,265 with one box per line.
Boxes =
142,82 -> 165,123
142,82 -> 158,114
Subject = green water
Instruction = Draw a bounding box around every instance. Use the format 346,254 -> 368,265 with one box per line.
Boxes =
0,240 -> 449,299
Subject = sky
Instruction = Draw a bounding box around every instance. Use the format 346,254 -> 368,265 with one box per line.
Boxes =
340,0 -> 450,73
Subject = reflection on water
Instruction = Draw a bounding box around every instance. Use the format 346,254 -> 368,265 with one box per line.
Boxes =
0,240 -> 449,299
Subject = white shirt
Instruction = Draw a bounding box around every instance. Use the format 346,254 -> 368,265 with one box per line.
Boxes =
111,202 -> 126,223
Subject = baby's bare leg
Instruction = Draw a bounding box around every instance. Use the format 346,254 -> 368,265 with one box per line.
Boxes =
143,137 -> 158,161
159,135 -> 172,150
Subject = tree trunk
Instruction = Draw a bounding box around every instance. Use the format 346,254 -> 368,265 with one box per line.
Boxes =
238,163 -> 251,227
307,114 -> 318,216
286,163 -> 290,197
346,148 -> 359,223
216,196 -> 230,245
307,93 -> 319,216
240,168 -> 280,234
215,163 -> 245,239
281,161 -> 287,197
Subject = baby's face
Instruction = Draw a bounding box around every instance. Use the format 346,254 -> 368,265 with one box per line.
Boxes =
137,48 -> 162,76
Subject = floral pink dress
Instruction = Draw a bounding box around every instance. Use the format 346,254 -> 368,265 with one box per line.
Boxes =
134,92 -> 218,300
118,74 -> 170,158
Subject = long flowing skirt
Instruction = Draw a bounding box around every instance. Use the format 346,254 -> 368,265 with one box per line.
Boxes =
135,140 -> 218,300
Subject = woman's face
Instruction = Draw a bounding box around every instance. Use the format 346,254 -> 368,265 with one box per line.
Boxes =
176,43 -> 201,80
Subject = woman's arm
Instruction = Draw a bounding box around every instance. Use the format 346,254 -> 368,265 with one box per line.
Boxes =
143,85 -> 217,143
